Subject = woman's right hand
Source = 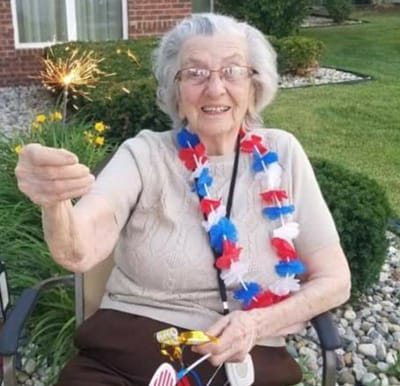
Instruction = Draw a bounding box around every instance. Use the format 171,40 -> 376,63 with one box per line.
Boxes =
15,143 -> 95,208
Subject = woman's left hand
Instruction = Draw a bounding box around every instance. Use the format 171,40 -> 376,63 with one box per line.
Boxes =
192,310 -> 257,366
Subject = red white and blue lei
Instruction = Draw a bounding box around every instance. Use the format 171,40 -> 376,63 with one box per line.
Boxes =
177,127 -> 306,311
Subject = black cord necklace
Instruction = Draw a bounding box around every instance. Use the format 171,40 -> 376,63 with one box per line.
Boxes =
198,136 -> 241,315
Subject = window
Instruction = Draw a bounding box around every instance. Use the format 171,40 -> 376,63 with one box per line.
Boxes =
12,0 -> 128,49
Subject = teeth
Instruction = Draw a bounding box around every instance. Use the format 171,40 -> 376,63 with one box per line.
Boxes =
202,106 -> 229,113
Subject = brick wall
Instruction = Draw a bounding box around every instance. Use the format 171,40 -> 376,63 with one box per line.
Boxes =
0,0 -> 192,87
0,1 -> 43,87
127,0 -> 192,37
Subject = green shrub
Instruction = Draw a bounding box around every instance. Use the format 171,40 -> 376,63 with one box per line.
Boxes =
311,158 -> 392,300
78,77 -> 171,143
0,112 -> 116,383
277,36 -> 325,75
46,39 -> 171,143
47,39 -> 156,81
325,0 -> 352,23
215,0 -> 312,37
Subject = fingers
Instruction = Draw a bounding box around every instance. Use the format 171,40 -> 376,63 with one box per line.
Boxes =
16,162 -> 91,183
15,144 -> 94,207
205,314 -> 231,337
203,340 -> 248,366
18,174 -> 95,206
36,184 -> 95,207
193,311 -> 257,366
19,143 -> 78,166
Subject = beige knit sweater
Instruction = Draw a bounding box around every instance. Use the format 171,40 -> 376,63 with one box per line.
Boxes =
94,128 -> 339,346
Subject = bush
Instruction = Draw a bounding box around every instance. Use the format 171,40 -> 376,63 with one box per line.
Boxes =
311,158 -> 392,300
78,77 -> 171,143
0,112 -> 116,382
274,36 -> 325,75
46,39 -> 171,144
325,0 -> 352,23
215,0 -> 312,37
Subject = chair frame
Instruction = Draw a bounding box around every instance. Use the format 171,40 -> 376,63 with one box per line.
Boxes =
0,273 -> 341,386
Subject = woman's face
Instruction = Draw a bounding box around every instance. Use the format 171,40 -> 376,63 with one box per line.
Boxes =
177,34 -> 254,142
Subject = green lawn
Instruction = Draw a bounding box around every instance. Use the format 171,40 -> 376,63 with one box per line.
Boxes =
265,10 -> 400,215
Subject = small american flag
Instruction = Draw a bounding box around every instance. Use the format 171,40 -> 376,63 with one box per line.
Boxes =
149,363 -> 177,386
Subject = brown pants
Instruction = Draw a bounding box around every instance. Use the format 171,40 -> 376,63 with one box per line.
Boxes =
56,310 -> 302,386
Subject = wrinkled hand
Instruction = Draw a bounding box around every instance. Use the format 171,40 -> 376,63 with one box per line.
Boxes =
192,310 -> 257,366
15,144 -> 95,207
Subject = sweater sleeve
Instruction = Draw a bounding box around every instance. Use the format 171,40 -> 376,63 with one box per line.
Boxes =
89,138 -> 144,232
288,135 -> 340,258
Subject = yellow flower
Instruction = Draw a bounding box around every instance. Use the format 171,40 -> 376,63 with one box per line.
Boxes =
94,136 -> 105,146
15,145 -> 23,154
31,122 -> 41,131
50,111 -> 63,121
94,121 -> 105,133
36,114 -> 46,123
84,130 -> 94,144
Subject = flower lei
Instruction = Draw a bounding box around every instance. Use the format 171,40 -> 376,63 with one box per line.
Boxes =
177,127 -> 306,311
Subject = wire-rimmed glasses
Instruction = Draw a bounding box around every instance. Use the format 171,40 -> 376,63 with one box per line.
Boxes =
175,65 -> 257,85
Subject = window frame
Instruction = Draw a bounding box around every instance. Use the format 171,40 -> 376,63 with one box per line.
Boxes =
11,0 -> 128,49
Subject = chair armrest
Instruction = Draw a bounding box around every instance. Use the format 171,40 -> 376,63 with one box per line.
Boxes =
311,311 -> 341,386
0,275 -> 74,355
311,311 -> 341,350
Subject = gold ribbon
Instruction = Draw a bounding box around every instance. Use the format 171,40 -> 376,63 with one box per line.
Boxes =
156,328 -> 219,362
161,345 -> 183,362
179,331 -> 219,345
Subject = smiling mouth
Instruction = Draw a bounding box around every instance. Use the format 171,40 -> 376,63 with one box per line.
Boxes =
201,106 -> 230,113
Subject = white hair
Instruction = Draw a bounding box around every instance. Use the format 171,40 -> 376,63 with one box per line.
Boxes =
153,13 -> 278,129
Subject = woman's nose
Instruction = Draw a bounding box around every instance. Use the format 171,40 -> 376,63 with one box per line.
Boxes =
204,71 -> 226,97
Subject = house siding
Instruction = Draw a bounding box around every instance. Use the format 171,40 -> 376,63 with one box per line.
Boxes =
0,0 -> 192,87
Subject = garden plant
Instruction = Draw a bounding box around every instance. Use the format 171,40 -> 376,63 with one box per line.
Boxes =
0,113 -> 115,382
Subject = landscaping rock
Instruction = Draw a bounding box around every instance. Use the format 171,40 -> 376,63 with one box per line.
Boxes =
0,85 -> 54,137
287,232 -> 400,385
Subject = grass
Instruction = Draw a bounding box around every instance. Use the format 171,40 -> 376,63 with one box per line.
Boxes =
265,10 -> 400,215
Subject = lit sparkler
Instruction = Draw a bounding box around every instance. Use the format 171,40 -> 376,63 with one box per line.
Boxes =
39,48 -> 112,122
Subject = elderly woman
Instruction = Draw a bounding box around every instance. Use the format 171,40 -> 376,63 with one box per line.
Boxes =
15,13 -> 350,386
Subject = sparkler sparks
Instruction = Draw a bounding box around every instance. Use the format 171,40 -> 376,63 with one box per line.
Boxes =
38,45 -> 139,121
38,48 -> 113,122
40,49 -> 109,97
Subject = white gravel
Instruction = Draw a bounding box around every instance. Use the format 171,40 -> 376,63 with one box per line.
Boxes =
302,15 -> 363,28
289,232 -> 400,386
279,67 -> 370,89
0,85 -> 54,137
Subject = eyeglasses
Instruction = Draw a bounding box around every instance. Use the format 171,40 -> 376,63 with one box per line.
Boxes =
175,65 -> 257,85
